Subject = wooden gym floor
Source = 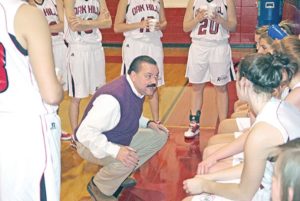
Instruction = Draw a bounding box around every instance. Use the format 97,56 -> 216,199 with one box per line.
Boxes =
59,47 -> 254,201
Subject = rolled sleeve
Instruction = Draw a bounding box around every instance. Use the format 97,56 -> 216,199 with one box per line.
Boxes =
139,115 -> 150,128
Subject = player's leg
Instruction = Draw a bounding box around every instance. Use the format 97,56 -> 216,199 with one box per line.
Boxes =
210,43 -> 233,123
233,99 -> 247,111
217,118 -> 239,134
184,83 -> 205,138
215,84 -> 229,122
184,42 -> 209,138
206,133 -> 235,147
69,97 -> 81,133
89,44 -> 106,90
148,39 -> 164,122
67,44 -> 88,134
148,90 -> 159,121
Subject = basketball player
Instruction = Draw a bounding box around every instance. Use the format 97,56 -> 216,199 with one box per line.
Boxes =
28,0 -> 71,140
29,0 -> 67,91
183,0 -> 237,138
64,0 -> 112,134
0,1 -> 63,200
183,53 -> 300,201
114,0 -> 167,122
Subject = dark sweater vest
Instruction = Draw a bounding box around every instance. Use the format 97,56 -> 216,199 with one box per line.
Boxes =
76,76 -> 144,145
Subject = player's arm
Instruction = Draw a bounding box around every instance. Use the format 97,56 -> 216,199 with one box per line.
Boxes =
212,0 -> 237,32
49,0 -> 64,33
81,0 -> 112,30
114,0 -> 147,33
158,0 -> 167,31
197,130 -> 249,175
184,123 -> 280,199
92,0 -> 112,29
66,0 -> 112,31
64,0 -> 77,32
15,4 -> 63,105
183,0 -> 206,32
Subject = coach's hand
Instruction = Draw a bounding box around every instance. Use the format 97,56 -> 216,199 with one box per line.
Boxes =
148,121 -> 169,134
116,146 -> 139,168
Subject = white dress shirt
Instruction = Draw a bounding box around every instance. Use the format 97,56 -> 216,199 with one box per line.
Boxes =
76,75 -> 149,159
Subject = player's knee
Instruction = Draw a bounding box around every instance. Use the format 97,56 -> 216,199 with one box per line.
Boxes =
202,146 -> 214,159
207,135 -> 221,146
215,85 -> 227,93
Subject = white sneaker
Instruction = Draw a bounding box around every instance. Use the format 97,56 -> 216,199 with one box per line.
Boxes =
61,131 -> 72,141
184,123 -> 200,138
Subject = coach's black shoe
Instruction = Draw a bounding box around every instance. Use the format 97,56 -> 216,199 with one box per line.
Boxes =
113,177 -> 137,198
87,177 -> 117,201
121,177 -> 137,188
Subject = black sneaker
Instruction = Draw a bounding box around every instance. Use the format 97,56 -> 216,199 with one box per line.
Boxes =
87,177 -> 117,201
113,177 -> 137,198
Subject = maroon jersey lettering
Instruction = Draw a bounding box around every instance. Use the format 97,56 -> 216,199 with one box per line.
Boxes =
198,19 -> 219,35
0,43 -> 8,93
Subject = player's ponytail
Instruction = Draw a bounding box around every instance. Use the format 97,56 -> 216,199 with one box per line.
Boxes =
238,53 -> 297,94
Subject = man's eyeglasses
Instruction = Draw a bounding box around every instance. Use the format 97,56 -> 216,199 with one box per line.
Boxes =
143,73 -> 160,81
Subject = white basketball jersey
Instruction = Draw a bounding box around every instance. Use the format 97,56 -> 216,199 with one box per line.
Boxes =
0,1 -> 57,114
190,0 -> 229,40
64,0 -> 102,44
124,0 -> 163,39
34,0 -> 64,44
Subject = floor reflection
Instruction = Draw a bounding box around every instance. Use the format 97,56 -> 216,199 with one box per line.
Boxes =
118,128 -> 214,201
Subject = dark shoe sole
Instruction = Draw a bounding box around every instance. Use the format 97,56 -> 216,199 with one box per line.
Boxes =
113,178 -> 137,198
87,180 -> 98,201
87,178 -> 117,201
120,178 -> 136,188
184,133 -> 199,139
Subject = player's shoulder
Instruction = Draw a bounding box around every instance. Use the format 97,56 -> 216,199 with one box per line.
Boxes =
17,3 -> 44,17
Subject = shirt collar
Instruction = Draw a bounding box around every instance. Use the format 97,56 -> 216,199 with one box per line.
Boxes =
126,74 -> 144,98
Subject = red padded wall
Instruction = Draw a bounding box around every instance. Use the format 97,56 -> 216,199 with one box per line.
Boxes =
102,0 -> 299,45
283,3 -> 300,35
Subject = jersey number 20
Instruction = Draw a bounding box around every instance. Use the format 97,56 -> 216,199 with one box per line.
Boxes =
0,43 -> 8,93
198,19 -> 219,35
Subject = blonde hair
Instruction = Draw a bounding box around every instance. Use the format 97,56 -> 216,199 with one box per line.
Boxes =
279,20 -> 297,35
272,35 -> 300,71
259,31 -> 274,45
255,25 -> 268,35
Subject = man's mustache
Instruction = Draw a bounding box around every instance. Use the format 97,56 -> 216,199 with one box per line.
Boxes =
147,83 -> 157,88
